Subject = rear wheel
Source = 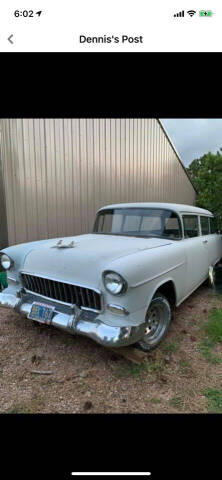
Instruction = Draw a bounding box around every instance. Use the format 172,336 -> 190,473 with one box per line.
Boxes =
136,293 -> 171,351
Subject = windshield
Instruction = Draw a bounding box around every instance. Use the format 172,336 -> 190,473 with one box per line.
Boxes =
93,208 -> 182,239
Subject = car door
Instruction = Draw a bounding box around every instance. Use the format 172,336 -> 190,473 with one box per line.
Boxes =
182,214 -> 209,295
199,215 -> 212,265
206,216 -> 222,266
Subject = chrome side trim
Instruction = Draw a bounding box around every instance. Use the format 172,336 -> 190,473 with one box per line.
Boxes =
131,262 -> 186,288
7,276 -> 19,284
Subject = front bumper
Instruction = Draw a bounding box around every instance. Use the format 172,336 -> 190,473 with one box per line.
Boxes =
0,289 -> 146,348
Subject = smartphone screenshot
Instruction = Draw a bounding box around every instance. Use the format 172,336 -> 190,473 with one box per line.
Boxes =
0,2 -> 221,480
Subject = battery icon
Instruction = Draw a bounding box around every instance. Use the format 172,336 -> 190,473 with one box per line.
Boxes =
199,10 -> 213,16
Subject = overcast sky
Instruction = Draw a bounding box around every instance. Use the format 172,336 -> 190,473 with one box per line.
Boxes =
161,119 -> 222,167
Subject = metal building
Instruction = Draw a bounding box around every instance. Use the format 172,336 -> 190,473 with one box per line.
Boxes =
0,119 -> 196,247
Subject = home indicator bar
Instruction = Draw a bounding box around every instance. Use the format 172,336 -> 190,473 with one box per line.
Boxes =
71,474 -> 151,477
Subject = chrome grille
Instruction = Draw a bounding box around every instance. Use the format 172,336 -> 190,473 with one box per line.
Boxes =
21,273 -> 101,311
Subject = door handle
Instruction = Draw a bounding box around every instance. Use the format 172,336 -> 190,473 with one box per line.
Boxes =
203,240 -> 208,243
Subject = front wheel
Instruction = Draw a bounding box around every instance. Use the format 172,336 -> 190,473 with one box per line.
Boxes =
136,293 -> 171,351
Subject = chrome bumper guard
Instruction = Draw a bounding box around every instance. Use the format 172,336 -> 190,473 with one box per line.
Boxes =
0,291 -> 145,348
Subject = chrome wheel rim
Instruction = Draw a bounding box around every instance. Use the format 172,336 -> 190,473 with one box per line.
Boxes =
140,300 -> 170,347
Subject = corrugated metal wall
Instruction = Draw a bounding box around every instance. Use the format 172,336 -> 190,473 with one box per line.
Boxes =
0,125 -> 8,249
0,119 -> 196,246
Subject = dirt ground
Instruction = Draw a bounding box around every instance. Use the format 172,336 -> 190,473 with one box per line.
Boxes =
0,283 -> 222,413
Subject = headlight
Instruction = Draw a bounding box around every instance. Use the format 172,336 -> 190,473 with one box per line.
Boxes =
0,253 -> 13,270
103,271 -> 127,295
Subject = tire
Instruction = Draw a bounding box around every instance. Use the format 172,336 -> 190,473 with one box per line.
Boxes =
136,292 -> 171,352
213,264 -> 222,285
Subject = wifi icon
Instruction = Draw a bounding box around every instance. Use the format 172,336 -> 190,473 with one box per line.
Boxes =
187,10 -> 196,17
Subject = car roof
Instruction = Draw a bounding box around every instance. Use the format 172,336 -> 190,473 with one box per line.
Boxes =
98,202 -> 213,216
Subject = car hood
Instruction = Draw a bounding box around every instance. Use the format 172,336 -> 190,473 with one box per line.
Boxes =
21,234 -> 172,288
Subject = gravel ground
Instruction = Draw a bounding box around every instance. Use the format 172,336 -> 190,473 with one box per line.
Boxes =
0,283 -> 222,413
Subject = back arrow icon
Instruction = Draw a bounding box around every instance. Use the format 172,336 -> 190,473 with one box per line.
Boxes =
8,34 -> 14,44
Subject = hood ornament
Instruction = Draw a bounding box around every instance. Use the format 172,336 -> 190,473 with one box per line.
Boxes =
52,239 -> 76,249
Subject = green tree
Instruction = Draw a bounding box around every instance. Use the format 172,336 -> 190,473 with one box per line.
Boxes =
187,149 -> 222,229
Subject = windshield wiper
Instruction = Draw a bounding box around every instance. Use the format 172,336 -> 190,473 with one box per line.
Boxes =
93,232 -> 180,240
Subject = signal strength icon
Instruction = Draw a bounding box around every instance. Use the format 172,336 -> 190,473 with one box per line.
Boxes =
174,10 -> 184,17
187,10 -> 196,17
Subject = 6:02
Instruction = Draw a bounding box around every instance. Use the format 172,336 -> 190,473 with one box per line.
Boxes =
14,10 -> 42,17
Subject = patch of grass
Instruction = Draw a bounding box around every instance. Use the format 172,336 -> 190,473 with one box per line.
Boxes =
199,309 -> 222,364
188,319 -> 196,326
129,363 -> 147,377
179,360 -> 190,368
146,359 -> 164,374
115,361 -> 148,379
7,392 -> 46,414
203,388 -> 222,413
169,396 -> 183,410
114,358 -> 165,380
150,398 -> 162,404
199,339 -> 221,364
179,359 -> 194,375
7,403 -> 33,414
162,341 -> 179,354
204,309 -> 222,343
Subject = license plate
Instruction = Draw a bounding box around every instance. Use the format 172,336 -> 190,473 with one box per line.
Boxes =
28,302 -> 55,324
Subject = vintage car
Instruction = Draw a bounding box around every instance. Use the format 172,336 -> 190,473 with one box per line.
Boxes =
0,202 -> 221,351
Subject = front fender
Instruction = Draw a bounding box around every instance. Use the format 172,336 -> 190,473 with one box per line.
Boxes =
0,238 -> 61,281
143,276 -> 177,310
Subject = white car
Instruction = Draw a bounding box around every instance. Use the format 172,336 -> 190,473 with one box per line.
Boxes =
0,203 -> 221,351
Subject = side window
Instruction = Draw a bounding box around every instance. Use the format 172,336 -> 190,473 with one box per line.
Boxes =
183,215 -> 199,238
200,216 -> 210,236
163,215 -> 181,239
210,217 -> 218,234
